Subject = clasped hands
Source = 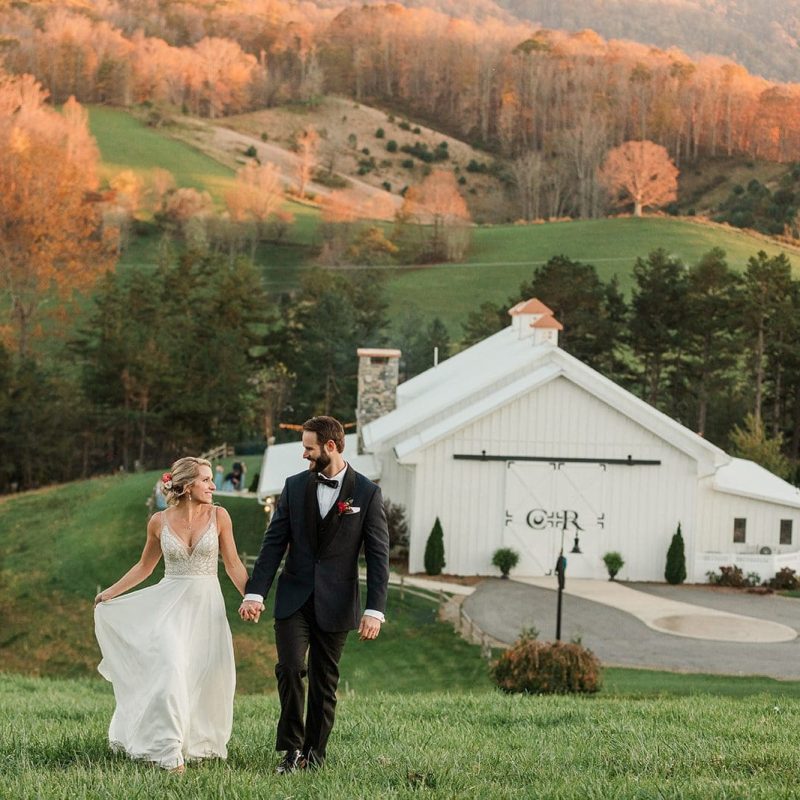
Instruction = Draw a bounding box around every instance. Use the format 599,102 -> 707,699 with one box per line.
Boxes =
237,600 -> 381,639
238,599 -> 265,623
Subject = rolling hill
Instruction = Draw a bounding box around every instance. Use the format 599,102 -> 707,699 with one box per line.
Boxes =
88,107 -> 800,337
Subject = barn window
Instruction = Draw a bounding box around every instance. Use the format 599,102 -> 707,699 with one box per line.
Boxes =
780,519 -> 793,545
733,518 -> 746,543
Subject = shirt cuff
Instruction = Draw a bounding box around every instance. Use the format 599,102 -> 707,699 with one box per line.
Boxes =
244,593 -> 264,604
363,609 -> 385,623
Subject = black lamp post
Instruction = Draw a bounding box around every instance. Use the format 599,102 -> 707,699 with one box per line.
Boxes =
555,526 -> 582,641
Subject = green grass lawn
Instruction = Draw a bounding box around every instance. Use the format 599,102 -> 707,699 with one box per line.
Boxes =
89,107 -> 236,203
0,471 -> 489,693
3,672 -> 800,798
381,217 -> 800,335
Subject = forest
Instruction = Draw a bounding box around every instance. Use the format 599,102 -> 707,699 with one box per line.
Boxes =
1,0 -> 800,491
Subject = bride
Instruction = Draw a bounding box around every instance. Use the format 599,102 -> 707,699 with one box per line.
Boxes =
94,456 -> 252,773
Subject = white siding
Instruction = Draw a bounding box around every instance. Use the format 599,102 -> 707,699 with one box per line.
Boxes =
403,376 -> 698,580
694,480 -> 800,580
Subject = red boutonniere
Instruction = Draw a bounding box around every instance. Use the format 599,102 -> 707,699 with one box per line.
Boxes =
337,498 -> 354,516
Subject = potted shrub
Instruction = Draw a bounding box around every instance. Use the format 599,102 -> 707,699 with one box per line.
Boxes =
492,547 -> 520,579
602,551 -> 624,581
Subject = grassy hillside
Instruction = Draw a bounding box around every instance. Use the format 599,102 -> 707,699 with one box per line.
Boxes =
4,672 -> 800,798
88,107 -> 800,335
0,471 -> 488,694
383,217 -> 800,333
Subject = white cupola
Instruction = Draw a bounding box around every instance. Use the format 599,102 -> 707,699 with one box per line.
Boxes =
508,297 -> 561,345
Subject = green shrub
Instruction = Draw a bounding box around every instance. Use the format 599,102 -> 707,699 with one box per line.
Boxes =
491,547 -> 519,578
466,159 -> 488,174
386,140 -> 398,153
260,132 -> 269,142
490,632 -> 601,695
399,120 -> 411,131
312,169 -> 351,189
382,181 -> 392,192
401,159 -> 414,169
384,498 -> 409,556
665,523 -> 687,584
602,551 -> 624,580
424,517 -> 445,576
375,127 -> 385,138
244,145 -> 257,158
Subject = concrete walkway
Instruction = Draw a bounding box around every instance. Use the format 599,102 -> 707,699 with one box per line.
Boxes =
462,578 -> 800,679
515,577 -> 796,643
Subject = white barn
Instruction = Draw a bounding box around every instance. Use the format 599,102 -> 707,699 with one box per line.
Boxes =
259,299 -> 800,583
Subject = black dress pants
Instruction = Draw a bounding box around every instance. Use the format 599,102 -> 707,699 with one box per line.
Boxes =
273,594 -> 349,760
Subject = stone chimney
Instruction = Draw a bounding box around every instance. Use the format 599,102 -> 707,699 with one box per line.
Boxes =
356,348 -> 401,453
508,297 -> 561,345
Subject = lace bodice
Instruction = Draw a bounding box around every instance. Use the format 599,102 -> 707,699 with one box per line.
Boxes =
160,511 -> 219,577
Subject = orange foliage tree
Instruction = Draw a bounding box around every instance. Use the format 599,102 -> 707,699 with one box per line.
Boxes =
225,161 -> 288,256
0,74 -> 110,356
598,140 -> 678,217
399,169 -> 471,262
295,127 -> 319,198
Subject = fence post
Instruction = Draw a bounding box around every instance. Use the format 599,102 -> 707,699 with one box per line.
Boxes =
400,574 -> 405,601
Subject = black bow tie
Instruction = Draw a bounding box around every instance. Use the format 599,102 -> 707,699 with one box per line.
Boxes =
316,474 -> 339,489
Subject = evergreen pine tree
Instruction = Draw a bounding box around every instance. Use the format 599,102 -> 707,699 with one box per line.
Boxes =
665,523 -> 687,585
424,517 -> 446,576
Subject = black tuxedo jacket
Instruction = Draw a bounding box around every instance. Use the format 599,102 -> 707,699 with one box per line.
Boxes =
246,466 -> 390,632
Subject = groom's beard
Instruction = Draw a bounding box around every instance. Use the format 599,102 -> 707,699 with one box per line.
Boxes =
309,451 -> 331,474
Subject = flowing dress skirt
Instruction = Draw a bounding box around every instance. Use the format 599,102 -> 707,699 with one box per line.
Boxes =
94,575 -> 235,768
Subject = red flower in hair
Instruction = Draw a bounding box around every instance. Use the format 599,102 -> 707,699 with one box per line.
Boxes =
161,472 -> 173,490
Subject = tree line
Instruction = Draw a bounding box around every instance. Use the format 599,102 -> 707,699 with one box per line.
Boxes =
4,242 -> 798,492
3,1 -> 800,170
463,248 -> 800,480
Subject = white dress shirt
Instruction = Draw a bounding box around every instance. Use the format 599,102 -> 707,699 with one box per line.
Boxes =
244,463 -> 385,623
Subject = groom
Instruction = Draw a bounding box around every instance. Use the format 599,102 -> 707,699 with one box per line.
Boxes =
239,415 -> 389,773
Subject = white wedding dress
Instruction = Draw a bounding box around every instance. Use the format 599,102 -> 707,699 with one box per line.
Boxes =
94,510 -> 235,769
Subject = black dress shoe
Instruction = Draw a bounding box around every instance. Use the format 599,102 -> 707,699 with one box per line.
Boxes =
276,749 -> 306,774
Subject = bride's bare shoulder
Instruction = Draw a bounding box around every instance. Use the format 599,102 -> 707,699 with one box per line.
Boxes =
147,510 -> 165,536
214,504 -> 232,528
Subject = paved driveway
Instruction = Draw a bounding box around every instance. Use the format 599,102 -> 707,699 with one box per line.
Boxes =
462,579 -> 800,680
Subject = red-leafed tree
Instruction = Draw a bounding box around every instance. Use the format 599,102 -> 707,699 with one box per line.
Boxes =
598,140 -> 678,217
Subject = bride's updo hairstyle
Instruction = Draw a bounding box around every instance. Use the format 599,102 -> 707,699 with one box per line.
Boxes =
163,457 -> 212,506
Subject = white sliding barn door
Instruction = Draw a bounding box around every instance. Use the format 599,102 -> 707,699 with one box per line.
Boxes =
504,461 -> 607,577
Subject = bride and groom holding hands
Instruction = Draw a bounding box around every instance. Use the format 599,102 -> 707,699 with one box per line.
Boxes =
94,415 -> 390,774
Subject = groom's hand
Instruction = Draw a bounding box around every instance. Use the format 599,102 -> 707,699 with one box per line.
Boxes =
358,615 -> 381,641
238,599 -> 264,622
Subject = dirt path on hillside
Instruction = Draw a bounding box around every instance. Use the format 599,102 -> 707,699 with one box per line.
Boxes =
172,118 -> 402,219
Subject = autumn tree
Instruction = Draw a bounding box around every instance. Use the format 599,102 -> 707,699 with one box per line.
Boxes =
598,140 -> 678,217
225,161 -> 286,257
295,127 -> 319,198
399,169 -> 471,262
0,75 -> 110,357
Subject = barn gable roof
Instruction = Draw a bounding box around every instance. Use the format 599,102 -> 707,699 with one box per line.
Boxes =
363,328 -> 729,474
